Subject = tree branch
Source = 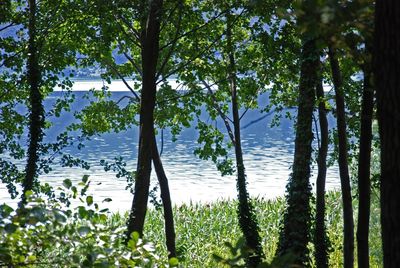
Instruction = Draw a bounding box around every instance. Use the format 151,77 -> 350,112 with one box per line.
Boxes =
0,22 -> 15,32
157,9 -> 245,83
159,0 -> 182,33
201,79 -> 235,144
116,20 -> 142,49
157,33 -> 222,83
116,14 -> 142,44
158,7 -> 230,51
105,62 -> 140,101
156,0 -> 183,78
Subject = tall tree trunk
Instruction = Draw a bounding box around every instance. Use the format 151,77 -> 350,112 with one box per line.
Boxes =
328,45 -> 354,268
126,0 -> 163,240
356,49 -> 374,268
23,0 -> 43,203
277,38 -> 318,266
226,14 -> 263,267
315,77 -> 329,268
374,1 -> 400,267
151,136 -> 176,258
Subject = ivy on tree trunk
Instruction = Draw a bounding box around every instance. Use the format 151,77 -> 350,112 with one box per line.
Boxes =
277,37 -> 318,266
226,13 -> 263,267
23,0 -> 44,203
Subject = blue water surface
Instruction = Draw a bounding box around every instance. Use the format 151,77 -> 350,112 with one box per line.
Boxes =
0,80 -> 339,211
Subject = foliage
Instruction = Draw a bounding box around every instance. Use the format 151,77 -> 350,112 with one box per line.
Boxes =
0,0 -> 383,267
107,192 -> 382,267
0,176 -> 172,267
213,237 -> 300,268
0,0 -> 96,198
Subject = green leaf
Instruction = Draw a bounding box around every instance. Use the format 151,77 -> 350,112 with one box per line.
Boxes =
62,179 -> 72,189
0,204 -> 14,218
131,231 -> 140,242
25,190 -> 34,198
78,206 -> 88,219
27,254 -> 37,262
102,198 -> 112,203
168,257 -> 179,267
86,196 -> 93,206
82,175 -> 89,183
78,226 -> 91,236
72,255 -> 80,263
54,210 -> 67,223
4,223 -> 18,234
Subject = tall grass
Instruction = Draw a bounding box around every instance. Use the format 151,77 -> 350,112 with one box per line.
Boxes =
111,191 -> 382,267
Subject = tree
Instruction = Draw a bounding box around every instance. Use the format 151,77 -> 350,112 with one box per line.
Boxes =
22,0 -> 44,203
1,0 -> 87,203
126,0 -> 164,243
317,1 -> 375,266
84,0 -> 238,257
356,41 -> 374,268
374,0 -> 400,266
176,2 -> 294,264
314,73 -> 329,268
0,1 -> 27,198
226,12 -> 263,266
195,8 -> 264,266
275,0 -> 321,265
328,45 -> 354,268
277,37 -> 318,266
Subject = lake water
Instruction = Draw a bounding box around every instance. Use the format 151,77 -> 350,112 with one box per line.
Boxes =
0,80 -> 340,211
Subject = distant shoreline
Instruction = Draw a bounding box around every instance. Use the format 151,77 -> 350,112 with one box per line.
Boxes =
55,78 -> 183,92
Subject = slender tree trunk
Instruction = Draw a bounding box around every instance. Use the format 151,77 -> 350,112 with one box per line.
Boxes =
277,38 -> 318,266
23,0 -> 43,203
126,0 -> 163,240
226,14 -> 263,267
328,45 -> 354,268
151,135 -> 176,258
374,1 -> 400,267
315,77 -> 329,268
356,52 -> 374,268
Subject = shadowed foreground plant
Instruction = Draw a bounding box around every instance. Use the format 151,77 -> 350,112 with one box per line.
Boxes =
213,237 -> 301,268
0,176 -> 177,267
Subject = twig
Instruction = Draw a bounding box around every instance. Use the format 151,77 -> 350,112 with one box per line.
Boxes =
202,79 -> 235,144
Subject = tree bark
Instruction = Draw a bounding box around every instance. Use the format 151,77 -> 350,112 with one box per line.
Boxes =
356,51 -> 374,268
226,13 -> 263,267
374,1 -> 400,267
126,0 -> 163,240
328,45 -> 354,268
315,77 -> 329,268
151,135 -> 176,258
23,0 -> 44,203
277,38 -> 318,266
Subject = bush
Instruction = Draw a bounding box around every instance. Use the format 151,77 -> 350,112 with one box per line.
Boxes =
0,176 -> 173,267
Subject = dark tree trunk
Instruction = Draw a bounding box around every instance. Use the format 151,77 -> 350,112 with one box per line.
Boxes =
315,77 -> 329,268
277,38 -> 318,266
226,14 -> 263,267
126,0 -> 163,240
23,0 -> 44,203
151,136 -> 176,258
374,1 -> 400,267
356,50 -> 374,268
328,45 -> 354,268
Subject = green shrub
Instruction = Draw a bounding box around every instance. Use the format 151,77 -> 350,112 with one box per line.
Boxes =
0,176 -> 170,268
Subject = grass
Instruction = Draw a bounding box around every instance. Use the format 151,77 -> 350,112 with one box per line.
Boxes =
110,190 -> 382,267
